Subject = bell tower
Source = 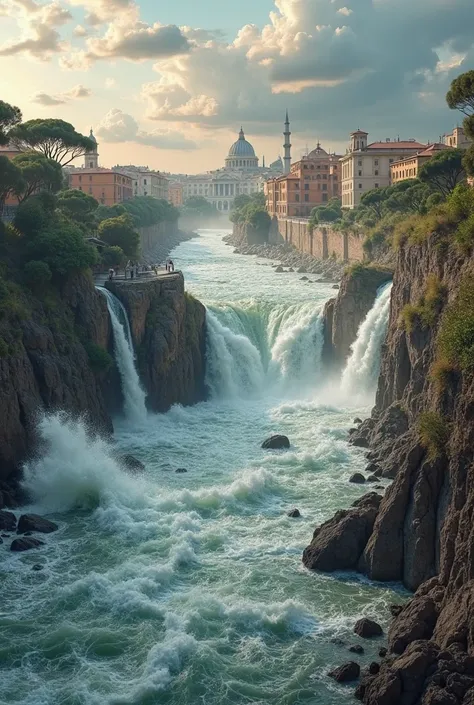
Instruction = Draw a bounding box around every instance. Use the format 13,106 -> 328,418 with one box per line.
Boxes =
84,128 -> 99,168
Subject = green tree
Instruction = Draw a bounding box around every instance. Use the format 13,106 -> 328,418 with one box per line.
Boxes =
446,70 -> 474,177
232,194 -> 252,210
12,151 -> 63,202
23,260 -> 52,291
0,155 -> 24,207
98,214 -> 140,258
57,189 -> 99,230
360,187 -> 388,220
418,149 -> 466,198
182,196 -> 218,216
26,216 -> 98,276
95,203 -> 126,223
9,119 -> 95,166
0,100 -> 22,146
101,245 -> 125,269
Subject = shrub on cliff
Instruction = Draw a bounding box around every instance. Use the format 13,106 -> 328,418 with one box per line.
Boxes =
437,274 -> 474,373
400,275 -> 446,332
418,412 -> 449,460
25,216 -> 98,277
101,246 -> 125,269
23,260 -> 52,291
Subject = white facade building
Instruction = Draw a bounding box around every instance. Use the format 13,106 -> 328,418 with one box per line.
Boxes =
171,128 -> 283,212
340,130 -> 427,209
113,165 -> 169,201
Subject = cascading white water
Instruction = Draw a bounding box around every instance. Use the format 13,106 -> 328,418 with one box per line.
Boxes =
205,301 -> 325,398
97,286 -> 147,423
340,282 -> 393,399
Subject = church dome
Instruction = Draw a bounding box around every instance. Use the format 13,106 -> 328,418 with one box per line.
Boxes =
89,128 -> 98,145
228,128 -> 256,157
307,142 -> 328,158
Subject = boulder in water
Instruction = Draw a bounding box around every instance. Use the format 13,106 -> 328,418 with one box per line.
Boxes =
287,508 -> 301,518
275,266 -> 284,273
297,266 -> 307,273
176,468 -> 188,474
354,418 -> 363,425
119,455 -> 145,474
354,618 -> 383,638
350,473 -> 366,484
367,475 -> 379,483
329,662 -> 361,682
0,510 -> 16,532
17,514 -> 58,534
11,537 -> 44,552
349,645 -> 365,654
32,564 -> 44,571
262,435 -> 290,450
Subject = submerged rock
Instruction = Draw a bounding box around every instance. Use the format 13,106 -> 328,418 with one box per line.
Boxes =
17,514 -> 58,534
329,662 -> 361,682
354,618 -> 383,639
350,473 -> 366,484
120,455 -> 146,474
176,468 -> 188,474
0,510 -> 16,532
262,435 -> 290,450
287,508 -> 301,518
349,645 -> 365,654
11,537 -> 44,552
32,564 -> 44,571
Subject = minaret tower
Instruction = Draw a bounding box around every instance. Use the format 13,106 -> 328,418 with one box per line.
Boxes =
283,111 -> 292,174
84,128 -> 99,168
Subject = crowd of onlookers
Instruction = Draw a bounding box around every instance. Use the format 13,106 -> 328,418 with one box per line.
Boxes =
108,259 -> 176,281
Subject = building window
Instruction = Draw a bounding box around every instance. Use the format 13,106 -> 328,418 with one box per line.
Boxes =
322,193 -> 328,202
375,170 -> 379,176
375,183 -> 379,188
358,160 -> 362,166
295,194 -> 300,202
322,184 -> 327,191
359,183 -> 362,189
78,175 -> 82,182
89,175 -> 92,182
358,171 -> 362,176
304,194 -> 309,202
374,160 -> 379,166
304,184 -> 309,190
144,179 -> 147,185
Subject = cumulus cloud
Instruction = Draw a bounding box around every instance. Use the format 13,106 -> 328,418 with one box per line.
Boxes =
73,24 -> 88,37
31,84 -> 91,105
0,0 -> 72,59
141,82 -> 218,118
86,22 -> 190,61
95,108 -> 197,150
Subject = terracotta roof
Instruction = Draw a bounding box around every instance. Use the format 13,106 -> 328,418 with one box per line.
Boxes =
367,141 -> 426,150
70,168 -> 132,178
416,143 -> 448,157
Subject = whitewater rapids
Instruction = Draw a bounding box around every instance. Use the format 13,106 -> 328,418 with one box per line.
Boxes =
1,230 -> 401,705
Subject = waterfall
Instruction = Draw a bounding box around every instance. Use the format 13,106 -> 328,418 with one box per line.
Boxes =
97,286 -> 147,423
205,301 -> 324,399
340,282 -> 393,399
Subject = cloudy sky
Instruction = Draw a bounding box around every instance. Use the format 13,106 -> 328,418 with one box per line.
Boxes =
0,0 -> 472,173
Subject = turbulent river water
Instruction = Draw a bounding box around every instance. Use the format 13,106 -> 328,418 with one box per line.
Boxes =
1,230 -> 402,705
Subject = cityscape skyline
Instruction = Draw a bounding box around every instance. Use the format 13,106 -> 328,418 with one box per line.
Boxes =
0,0 -> 472,172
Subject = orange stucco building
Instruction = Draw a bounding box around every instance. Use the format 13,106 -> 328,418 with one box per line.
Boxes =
265,144 -> 341,218
390,143 -> 448,184
68,168 -> 133,206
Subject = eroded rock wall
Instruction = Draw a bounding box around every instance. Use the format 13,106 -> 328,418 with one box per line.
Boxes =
106,274 -> 207,412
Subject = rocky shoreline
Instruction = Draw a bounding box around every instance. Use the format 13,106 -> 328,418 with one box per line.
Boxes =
223,232 -> 346,283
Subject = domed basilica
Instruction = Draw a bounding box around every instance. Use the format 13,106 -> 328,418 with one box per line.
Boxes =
179,126 -> 284,212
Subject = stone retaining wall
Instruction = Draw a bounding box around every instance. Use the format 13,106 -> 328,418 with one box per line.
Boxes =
269,216 -> 363,263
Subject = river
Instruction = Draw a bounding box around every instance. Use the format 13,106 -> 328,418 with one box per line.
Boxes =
0,229 -> 401,705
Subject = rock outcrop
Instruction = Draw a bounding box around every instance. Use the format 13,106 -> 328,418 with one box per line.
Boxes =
106,273 -> 207,412
322,264 -> 393,369
0,272 -> 113,505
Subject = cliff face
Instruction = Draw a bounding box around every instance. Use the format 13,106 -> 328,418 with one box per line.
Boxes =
0,272 -> 113,505
106,274 -> 207,412
232,221 -> 270,246
323,265 -> 393,369
305,232 -> 474,704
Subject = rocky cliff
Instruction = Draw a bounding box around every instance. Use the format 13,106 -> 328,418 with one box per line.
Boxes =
322,264 -> 393,369
106,274 -> 207,412
304,229 -> 474,705
0,272 -> 113,506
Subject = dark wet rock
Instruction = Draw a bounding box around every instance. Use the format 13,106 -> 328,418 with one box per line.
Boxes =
445,673 -> 474,699
17,514 -> 58,535
390,604 -> 404,618
349,645 -> 365,654
389,596 -> 438,655
11,537 -> 44,552
297,266 -> 307,273
365,463 -> 383,477
275,265 -> 284,273
32,564 -> 43,571
351,436 -> 370,448
287,508 -> 301,518
175,468 -> 188,474
379,647 -> 388,658
354,618 -> 383,639
332,284 -> 340,290
120,454 -> 145,474
329,661 -> 361,683
350,473 -> 366,484
420,685 -> 459,705
355,674 -> 376,701
24,531 -> 33,536
369,662 -> 381,675
354,418 -> 363,425
0,510 -> 16,532
262,435 -> 290,450
375,485 -> 385,490
332,638 -> 346,647
367,475 -> 379,483
303,493 -> 382,572
300,276 -> 309,281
